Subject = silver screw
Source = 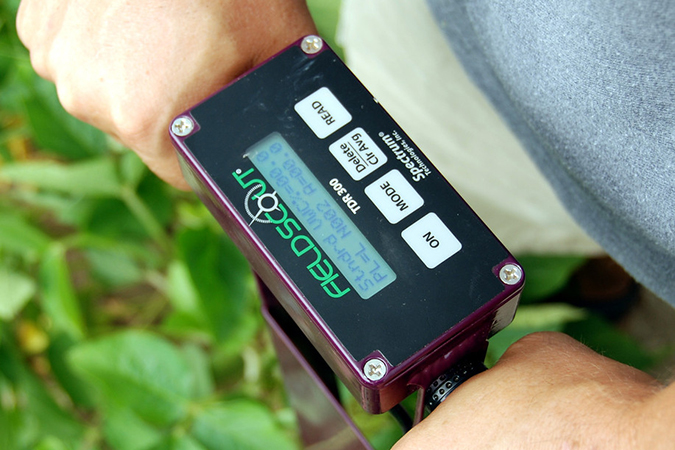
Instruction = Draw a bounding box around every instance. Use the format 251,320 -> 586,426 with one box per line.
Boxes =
171,116 -> 194,137
363,358 -> 387,382
499,263 -> 523,285
301,35 -> 323,55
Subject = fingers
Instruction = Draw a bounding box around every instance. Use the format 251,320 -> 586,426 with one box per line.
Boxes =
16,0 -> 69,82
15,0 -> 36,48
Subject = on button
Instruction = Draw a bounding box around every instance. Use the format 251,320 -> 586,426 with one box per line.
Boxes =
401,213 -> 462,269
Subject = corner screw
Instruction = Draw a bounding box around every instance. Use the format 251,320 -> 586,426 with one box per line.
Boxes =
171,116 -> 194,137
499,263 -> 523,285
301,35 -> 323,55
364,358 -> 387,382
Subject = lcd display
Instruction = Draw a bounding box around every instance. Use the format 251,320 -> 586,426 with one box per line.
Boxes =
247,133 -> 396,299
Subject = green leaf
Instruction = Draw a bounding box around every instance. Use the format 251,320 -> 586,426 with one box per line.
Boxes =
564,314 -> 662,372
85,248 -> 144,287
83,198 -> 149,239
0,212 -> 51,259
160,311 -> 211,341
67,330 -> 194,426
120,183 -> 171,248
210,313 -> 259,364
137,174 -> 173,227
0,340 -> 85,447
517,255 -> 587,302
179,344 -> 214,399
21,75 -> 106,159
0,375 -> 22,450
103,404 -> 163,450
33,436 -> 71,450
307,0 -> 344,59
0,63 -> 30,116
191,401 -> 299,450
166,260 -> 202,315
45,333 -> 95,408
39,244 -> 86,340
1,157 -> 122,198
176,228 -> 253,342
337,381 -> 402,450
510,303 -> 587,328
119,151 -> 148,188
69,233 -> 160,268
132,173 -> 174,240
7,189 -> 94,229
0,266 -> 35,320
0,7 -> 32,106
149,435 -> 207,450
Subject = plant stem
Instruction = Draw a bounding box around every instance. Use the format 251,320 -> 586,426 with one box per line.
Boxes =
119,186 -> 171,253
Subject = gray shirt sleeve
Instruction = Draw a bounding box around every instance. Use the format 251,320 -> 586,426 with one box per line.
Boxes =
426,0 -> 675,304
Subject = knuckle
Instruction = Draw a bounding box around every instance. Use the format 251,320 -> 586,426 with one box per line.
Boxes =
28,50 -> 50,80
54,82 -> 79,116
15,1 -> 32,47
109,91 -> 165,146
111,107 -> 153,144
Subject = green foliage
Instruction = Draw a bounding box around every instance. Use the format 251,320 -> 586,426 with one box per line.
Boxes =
0,3 -> 300,448
19,76 -> 107,160
0,266 -> 35,320
69,331 -> 195,426
563,314 -> 666,372
516,255 -> 586,303
306,0 -> 345,59
190,401 -> 298,450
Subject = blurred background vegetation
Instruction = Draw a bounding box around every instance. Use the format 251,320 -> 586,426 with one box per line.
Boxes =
0,1 -> 670,449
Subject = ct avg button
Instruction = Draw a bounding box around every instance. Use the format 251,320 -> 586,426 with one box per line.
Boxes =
401,213 -> 462,269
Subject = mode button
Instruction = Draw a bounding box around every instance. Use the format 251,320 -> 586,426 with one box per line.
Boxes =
364,170 -> 424,224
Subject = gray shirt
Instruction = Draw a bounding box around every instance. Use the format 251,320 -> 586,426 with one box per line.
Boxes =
427,0 -> 675,304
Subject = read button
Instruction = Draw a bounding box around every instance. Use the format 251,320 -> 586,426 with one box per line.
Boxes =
401,213 -> 462,269
294,87 -> 352,139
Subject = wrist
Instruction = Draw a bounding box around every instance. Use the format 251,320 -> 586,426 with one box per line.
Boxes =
632,383 -> 675,449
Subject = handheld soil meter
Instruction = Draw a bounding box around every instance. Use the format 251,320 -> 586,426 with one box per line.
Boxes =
170,36 -> 524,420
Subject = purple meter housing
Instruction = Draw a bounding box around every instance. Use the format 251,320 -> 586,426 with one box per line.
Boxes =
169,36 -> 524,416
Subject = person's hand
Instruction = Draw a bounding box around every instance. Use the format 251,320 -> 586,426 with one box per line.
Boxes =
16,0 -> 317,189
395,332 -> 671,450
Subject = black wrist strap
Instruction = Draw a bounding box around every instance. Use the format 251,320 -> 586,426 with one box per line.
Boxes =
425,360 -> 487,412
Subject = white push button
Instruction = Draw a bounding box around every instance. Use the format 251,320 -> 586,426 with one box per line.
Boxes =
401,213 -> 462,269
329,128 -> 387,180
364,170 -> 424,224
294,87 -> 352,139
